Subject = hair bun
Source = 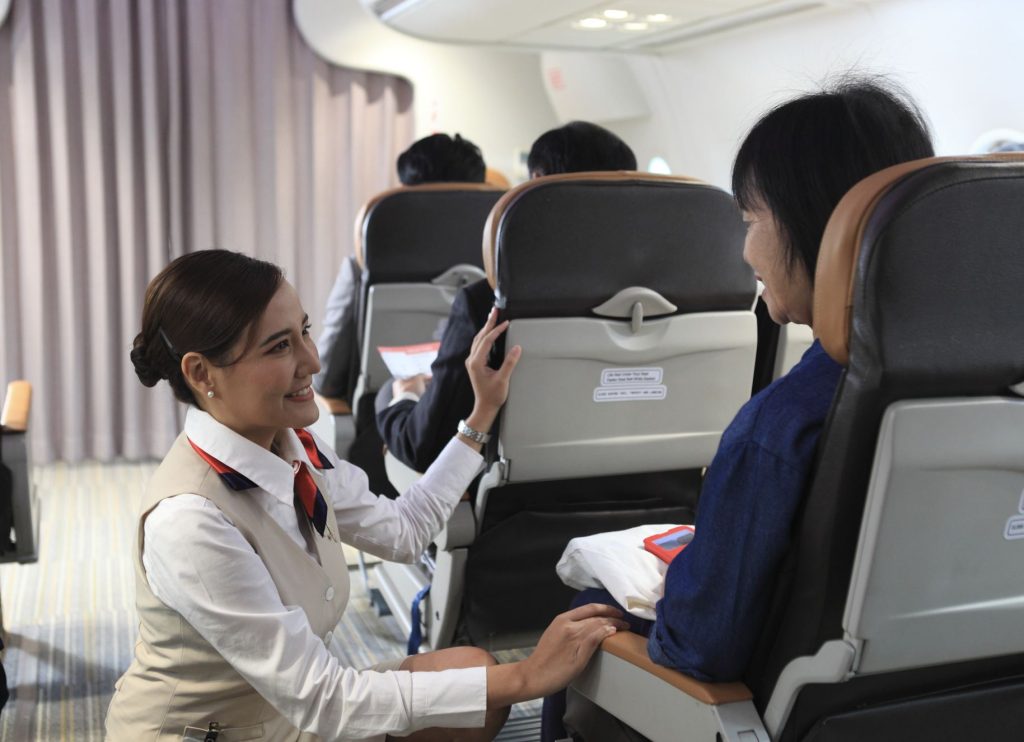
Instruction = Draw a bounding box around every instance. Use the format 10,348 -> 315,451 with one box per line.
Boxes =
130,339 -> 163,388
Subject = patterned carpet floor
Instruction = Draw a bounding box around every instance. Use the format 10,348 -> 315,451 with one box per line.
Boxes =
0,461 -> 539,741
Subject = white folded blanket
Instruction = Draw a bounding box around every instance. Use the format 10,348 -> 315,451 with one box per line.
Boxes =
556,524 -> 683,621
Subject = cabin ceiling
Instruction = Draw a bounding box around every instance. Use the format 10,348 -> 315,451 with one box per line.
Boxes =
360,0 -> 870,52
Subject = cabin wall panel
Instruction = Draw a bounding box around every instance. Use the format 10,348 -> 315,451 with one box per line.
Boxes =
606,0 -> 1024,187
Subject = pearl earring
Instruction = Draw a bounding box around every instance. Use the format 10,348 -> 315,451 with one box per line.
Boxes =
207,390 -> 215,399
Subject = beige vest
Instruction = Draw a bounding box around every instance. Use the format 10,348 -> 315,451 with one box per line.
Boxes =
105,433 -> 350,742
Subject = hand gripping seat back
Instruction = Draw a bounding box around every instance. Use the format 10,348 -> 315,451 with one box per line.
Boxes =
741,155 -> 1024,740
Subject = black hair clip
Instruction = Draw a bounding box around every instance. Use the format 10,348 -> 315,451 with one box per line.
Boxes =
158,327 -> 182,360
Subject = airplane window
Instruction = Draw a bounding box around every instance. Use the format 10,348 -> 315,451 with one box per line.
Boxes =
647,155 -> 671,174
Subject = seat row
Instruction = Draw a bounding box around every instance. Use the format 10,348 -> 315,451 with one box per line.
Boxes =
326,171 -> 811,651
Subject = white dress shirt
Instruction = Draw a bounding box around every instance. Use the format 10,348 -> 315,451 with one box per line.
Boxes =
142,407 -> 487,740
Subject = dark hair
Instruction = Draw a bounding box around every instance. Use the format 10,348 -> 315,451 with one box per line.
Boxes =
130,250 -> 283,405
396,133 -> 486,185
732,77 -> 934,282
527,121 -> 637,177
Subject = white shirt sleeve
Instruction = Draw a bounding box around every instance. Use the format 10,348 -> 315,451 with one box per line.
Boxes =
324,436 -> 483,563
143,496 -> 487,740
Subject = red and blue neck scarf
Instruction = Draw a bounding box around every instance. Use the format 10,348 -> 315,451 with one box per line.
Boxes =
188,429 -> 334,537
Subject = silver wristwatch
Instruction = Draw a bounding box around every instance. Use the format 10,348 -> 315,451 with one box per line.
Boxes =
457,419 -> 491,444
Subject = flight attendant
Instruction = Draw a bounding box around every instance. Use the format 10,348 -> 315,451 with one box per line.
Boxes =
107,249 -> 626,741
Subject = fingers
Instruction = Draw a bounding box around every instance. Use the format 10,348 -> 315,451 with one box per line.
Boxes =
469,318 -> 511,371
562,602 -> 625,622
498,345 -> 522,380
479,319 -> 510,352
572,618 -> 627,665
471,308 -> 498,354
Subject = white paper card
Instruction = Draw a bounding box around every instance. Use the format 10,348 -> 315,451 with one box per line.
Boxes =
377,341 -> 441,380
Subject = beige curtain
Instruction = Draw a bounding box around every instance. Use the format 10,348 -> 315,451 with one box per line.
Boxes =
0,0 -> 414,462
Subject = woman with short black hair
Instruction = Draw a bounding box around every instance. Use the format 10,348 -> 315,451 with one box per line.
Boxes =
544,77 -> 934,742
651,77 -> 933,679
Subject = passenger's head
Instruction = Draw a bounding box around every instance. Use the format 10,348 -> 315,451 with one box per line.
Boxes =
131,250 -> 321,447
397,133 -> 486,185
732,78 -> 933,325
527,121 -> 637,178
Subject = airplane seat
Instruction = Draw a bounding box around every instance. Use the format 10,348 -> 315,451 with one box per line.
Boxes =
339,184 -> 504,496
0,381 -> 40,570
568,154 -> 1024,742
350,183 -> 506,417
378,172 -> 757,651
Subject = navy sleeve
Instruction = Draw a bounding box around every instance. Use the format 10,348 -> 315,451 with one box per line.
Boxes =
646,341 -> 842,681
647,439 -> 805,681
375,281 -> 492,471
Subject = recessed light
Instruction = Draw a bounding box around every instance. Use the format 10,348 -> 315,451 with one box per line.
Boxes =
623,21 -> 648,31
648,156 -> 671,174
646,13 -> 672,23
603,9 -> 630,20
578,17 -> 609,29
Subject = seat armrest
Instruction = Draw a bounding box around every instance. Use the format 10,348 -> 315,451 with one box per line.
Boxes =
1,381 -> 32,433
571,631 -> 767,742
601,631 -> 752,705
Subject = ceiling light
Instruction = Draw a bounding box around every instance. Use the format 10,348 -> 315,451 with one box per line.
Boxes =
623,21 -> 648,30
578,17 -> 609,29
603,9 -> 630,20
648,156 -> 671,175
646,13 -> 672,23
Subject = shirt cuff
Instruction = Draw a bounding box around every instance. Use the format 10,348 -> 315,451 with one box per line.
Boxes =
416,437 -> 485,500
390,391 -> 421,406
409,666 -> 487,730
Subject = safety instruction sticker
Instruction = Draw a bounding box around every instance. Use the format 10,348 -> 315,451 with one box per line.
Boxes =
600,367 -> 663,386
1001,489 -> 1024,540
1004,515 -> 1024,540
594,367 -> 666,403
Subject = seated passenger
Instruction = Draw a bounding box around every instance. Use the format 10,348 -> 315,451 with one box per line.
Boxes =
313,132 -> 487,403
377,121 -> 637,471
542,78 -> 934,742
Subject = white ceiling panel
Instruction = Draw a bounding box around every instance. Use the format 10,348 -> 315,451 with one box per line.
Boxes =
371,0 -> 601,43
364,0 -> 879,51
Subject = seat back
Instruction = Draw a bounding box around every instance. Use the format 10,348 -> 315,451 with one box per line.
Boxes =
466,172 -> 756,646
747,155 -> 1024,740
352,184 -> 504,399
486,172 -> 757,484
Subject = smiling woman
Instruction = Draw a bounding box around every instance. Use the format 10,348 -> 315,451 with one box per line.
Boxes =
179,282 -> 321,450
109,249 -> 624,742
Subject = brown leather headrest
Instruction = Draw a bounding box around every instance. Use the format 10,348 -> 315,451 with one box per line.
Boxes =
353,183 -> 505,270
814,153 -> 1024,365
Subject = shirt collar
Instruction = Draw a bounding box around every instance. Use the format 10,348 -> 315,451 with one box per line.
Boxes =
184,407 -> 324,506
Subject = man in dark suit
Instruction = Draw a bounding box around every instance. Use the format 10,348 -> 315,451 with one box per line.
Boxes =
377,121 -> 637,471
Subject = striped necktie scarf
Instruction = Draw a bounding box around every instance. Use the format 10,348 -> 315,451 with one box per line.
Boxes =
187,429 -> 335,537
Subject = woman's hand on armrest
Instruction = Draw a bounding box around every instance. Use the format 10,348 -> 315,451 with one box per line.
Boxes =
485,603 -> 630,707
